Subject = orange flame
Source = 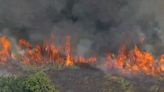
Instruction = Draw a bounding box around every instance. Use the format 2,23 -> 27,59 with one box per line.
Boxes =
19,39 -> 32,49
17,35 -> 96,66
0,36 -> 11,62
0,34 -> 163,76
65,36 -> 73,66
106,45 -> 164,76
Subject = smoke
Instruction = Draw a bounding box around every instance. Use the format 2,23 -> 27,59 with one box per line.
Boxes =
77,39 -> 93,56
0,0 -> 163,56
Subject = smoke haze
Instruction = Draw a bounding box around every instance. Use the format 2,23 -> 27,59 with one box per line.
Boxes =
0,0 -> 163,56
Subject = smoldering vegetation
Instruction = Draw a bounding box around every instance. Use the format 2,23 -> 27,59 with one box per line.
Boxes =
0,0 -> 163,56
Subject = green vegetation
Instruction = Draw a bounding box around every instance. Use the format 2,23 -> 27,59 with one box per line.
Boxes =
0,76 -> 24,92
0,71 -> 59,92
105,75 -> 135,92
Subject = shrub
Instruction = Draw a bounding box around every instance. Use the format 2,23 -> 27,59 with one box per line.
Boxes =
0,76 -> 24,92
0,71 -> 59,92
23,71 -> 58,92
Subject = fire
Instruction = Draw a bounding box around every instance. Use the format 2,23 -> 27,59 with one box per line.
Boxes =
0,34 -> 163,76
159,55 -> 164,71
106,45 -> 164,76
17,35 -> 96,66
19,39 -> 32,49
0,36 -> 11,62
65,36 -> 73,66
115,45 -> 127,69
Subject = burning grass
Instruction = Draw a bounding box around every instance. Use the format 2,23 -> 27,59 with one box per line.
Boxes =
105,45 -> 164,76
0,34 -> 163,76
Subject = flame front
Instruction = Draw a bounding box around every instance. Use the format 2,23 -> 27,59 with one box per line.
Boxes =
106,45 -> 164,76
17,35 -> 96,66
0,35 -> 163,76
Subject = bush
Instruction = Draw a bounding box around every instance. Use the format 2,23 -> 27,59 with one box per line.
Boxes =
0,76 -> 24,92
0,72 -> 59,92
23,71 -> 58,92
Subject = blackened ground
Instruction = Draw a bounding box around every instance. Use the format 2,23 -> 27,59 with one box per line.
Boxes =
47,64 -> 164,92
48,66 -> 107,92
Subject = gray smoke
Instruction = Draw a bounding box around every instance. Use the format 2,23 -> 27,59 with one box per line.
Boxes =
0,0 -> 163,56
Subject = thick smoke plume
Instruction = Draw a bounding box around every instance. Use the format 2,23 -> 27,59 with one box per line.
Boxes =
0,0 -> 163,56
